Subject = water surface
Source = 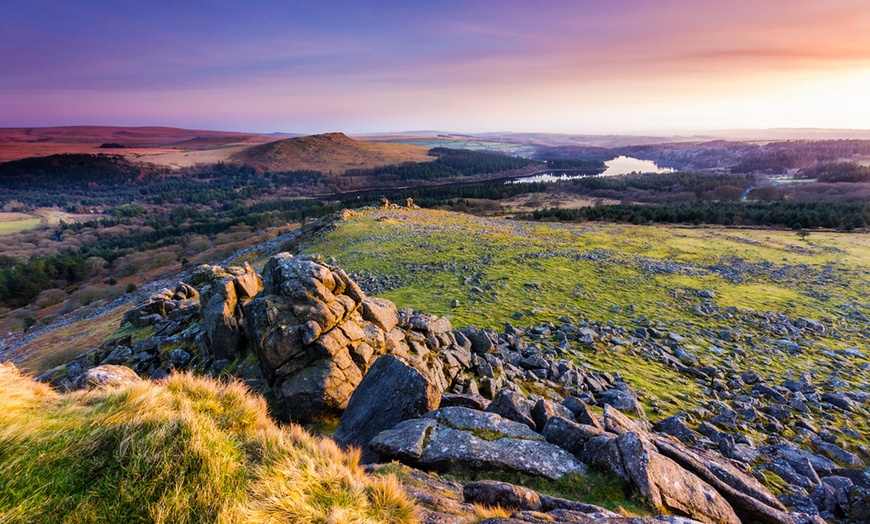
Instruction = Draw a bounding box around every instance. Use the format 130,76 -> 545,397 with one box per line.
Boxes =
512,155 -> 674,183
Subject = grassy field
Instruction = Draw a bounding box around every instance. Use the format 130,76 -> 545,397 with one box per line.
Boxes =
302,208 -> 870,424
0,213 -> 42,235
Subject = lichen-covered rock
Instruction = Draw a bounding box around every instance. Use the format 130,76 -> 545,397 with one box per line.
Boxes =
653,435 -> 796,524
584,430 -> 740,524
198,262 -> 262,361
244,254 -> 370,421
122,282 -> 199,328
371,407 -> 585,480
617,431 -> 740,524
485,388 -> 536,430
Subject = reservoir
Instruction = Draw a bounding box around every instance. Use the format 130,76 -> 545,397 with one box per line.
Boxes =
511,155 -> 675,183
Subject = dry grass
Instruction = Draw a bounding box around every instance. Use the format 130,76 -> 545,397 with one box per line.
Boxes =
0,364 -> 418,523
468,504 -> 512,522
13,305 -> 131,374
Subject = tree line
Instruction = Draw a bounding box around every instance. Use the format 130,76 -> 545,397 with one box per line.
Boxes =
529,201 -> 868,230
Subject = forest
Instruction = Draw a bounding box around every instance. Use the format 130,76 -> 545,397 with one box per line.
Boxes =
2,141 -> 870,313
529,201 -> 869,230
344,147 -> 535,181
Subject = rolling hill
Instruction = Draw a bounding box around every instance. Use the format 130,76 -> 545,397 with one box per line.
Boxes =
230,132 -> 433,173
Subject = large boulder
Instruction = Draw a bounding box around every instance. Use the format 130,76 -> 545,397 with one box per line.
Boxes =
585,431 -> 740,524
485,389 -> 536,430
71,365 -> 141,390
619,432 -> 740,524
244,254 -> 371,421
542,416 -> 605,455
598,382 -> 647,419
371,407 -> 586,480
334,355 -> 440,463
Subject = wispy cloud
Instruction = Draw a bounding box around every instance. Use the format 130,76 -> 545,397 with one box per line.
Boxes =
2,0 -> 869,131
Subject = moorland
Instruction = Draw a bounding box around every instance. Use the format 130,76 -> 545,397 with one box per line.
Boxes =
1,126 -> 869,523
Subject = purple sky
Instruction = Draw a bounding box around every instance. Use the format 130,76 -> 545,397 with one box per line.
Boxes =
3,0 -> 870,133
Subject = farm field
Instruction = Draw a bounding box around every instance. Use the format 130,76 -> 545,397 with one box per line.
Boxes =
0,212 -> 41,235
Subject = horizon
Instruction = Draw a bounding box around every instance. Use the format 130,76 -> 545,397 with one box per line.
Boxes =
3,1 -> 870,134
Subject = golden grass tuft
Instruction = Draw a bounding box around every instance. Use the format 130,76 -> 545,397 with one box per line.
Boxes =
0,365 -> 418,523
467,504 -> 512,523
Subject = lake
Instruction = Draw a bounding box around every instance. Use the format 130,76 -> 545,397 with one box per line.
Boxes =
511,155 -> 675,183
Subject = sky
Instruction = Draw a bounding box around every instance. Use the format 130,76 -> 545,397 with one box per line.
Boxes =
2,0 -> 870,134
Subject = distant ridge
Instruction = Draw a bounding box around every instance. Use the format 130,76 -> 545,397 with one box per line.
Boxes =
231,132 -> 431,173
0,126 -> 256,147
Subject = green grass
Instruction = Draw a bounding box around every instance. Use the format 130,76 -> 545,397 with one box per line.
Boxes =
0,217 -> 41,235
441,466 -> 650,517
302,208 -> 870,425
0,364 -> 418,524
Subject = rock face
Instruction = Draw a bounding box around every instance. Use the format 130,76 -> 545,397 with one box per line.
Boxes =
371,406 -> 586,480
194,262 -> 262,362
334,354 -> 440,463
241,253 -> 494,422
576,405 -> 796,524
244,253 -> 373,421
617,432 -> 740,524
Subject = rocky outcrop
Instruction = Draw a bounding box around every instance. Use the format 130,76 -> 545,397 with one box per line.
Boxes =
652,435 -> 794,524
32,247 -> 861,522
582,430 -> 740,524
334,354 -> 440,463
243,253 -> 374,420
193,263 -> 262,363
240,252 -> 595,422
122,282 -> 199,328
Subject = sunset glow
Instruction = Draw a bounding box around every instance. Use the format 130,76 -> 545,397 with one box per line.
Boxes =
2,0 -> 869,133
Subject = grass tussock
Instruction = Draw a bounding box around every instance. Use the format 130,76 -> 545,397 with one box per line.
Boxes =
0,363 -> 418,524
469,504 -> 512,522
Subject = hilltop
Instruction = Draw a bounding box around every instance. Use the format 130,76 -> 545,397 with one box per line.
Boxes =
229,132 -> 433,173
4,207 -> 868,523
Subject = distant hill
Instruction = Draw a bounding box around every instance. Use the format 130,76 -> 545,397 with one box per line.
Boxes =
0,126 -> 254,147
231,132 -> 432,173
0,154 -> 167,188
0,126 -> 280,167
